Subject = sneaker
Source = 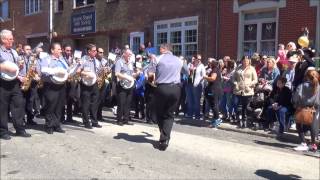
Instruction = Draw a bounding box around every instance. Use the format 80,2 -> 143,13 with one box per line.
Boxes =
294,143 -> 308,151
211,119 -> 222,128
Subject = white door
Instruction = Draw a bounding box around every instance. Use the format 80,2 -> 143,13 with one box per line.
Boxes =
130,32 -> 144,54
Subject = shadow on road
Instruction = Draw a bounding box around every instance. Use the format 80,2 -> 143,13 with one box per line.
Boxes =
113,132 -> 159,149
253,140 -> 296,149
255,169 -> 302,180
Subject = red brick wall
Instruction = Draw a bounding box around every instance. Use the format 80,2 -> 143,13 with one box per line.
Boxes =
278,0 -> 317,47
1,0 -> 49,45
218,0 -> 239,59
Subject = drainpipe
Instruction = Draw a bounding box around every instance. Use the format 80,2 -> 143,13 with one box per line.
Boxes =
215,0 -> 219,58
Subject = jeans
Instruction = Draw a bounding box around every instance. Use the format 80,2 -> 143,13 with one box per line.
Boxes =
220,92 -> 232,117
267,106 -> 288,133
186,83 -> 203,119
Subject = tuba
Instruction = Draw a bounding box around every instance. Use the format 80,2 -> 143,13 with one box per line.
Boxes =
298,27 -> 309,48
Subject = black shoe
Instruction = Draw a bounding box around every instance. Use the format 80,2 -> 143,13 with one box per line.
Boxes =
16,131 -> 31,137
26,120 -> 37,125
54,127 -> 65,133
159,140 -> 169,151
0,134 -> 11,140
92,123 -> 102,128
146,120 -> 153,124
124,121 -> 133,125
117,121 -> 124,126
84,123 -> 93,129
46,128 -> 54,134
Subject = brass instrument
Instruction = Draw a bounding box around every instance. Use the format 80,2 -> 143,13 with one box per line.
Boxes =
97,65 -> 111,89
21,54 -> 39,91
67,58 -> 82,83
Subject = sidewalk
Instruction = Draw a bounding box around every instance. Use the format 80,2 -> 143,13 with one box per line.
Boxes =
173,115 -> 319,145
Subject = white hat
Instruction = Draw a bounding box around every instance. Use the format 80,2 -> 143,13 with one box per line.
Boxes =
136,54 -> 142,59
288,55 -> 298,63
306,67 -> 316,72
135,62 -> 142,69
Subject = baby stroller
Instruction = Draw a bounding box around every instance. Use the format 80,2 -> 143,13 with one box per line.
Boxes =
247,82 -> 273,129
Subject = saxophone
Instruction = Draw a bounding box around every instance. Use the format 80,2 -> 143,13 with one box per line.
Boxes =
21,54 -> 38,91
67,58 -> 82,83
97,65 -> 111,89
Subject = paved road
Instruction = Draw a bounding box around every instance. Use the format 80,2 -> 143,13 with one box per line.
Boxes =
1,111 -> 319,179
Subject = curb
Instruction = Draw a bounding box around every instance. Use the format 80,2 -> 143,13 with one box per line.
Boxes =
217,124 -> 276,138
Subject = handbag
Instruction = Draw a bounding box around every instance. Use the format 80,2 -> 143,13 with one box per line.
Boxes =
295,107 -> 316,125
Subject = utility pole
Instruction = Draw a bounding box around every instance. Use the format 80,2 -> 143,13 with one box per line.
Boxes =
49,0 -> 53,43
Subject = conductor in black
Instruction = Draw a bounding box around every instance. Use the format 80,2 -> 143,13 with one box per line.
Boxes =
148,43 -> 184,151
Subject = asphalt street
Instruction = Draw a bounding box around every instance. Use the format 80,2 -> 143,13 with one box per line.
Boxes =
1,110 -> 319,179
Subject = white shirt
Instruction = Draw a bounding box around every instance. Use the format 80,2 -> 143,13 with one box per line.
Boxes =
188,63 -> 206,87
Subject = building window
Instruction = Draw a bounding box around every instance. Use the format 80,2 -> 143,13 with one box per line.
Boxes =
242,11 -> 276,57
55,0 -> 63,12
74,0 -> 95,8
106,0 -> 118,3
154,16 -> 198,57
0,0 -> 9,20
25,0 -> 42,15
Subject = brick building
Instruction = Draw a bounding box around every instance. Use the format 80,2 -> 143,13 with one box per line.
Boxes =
0,0 -> 319,60
220,0 -> 320,59
0,0 -> 50,50
52,0 -> 216,59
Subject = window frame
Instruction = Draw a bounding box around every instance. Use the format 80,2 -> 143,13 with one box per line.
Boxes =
154,16 -> 198,57
25,0 -> 42,16
54,0 -> 64,13
73,0 -> 95,9
0,0 -> 10,20
240,10 -> 278,58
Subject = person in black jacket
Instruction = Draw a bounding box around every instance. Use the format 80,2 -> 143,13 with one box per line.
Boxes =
292,49 -> 315,90
266,77 -> 293,134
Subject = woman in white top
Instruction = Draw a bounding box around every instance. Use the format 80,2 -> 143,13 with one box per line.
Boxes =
185,54 -> 206,120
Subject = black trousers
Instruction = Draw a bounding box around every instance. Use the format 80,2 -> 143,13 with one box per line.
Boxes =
116,83 -> 133,123
81,83 -> 99,125
0,79 -> 25,135
42,82 -> 65,128
155,84 -> 181,142
23,81 -> 39,121
145,83 -> 157,122
97,84 -> 107,120
205,94 -> 221,120
65,81 -> 81,121
134,94 -> 145,118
